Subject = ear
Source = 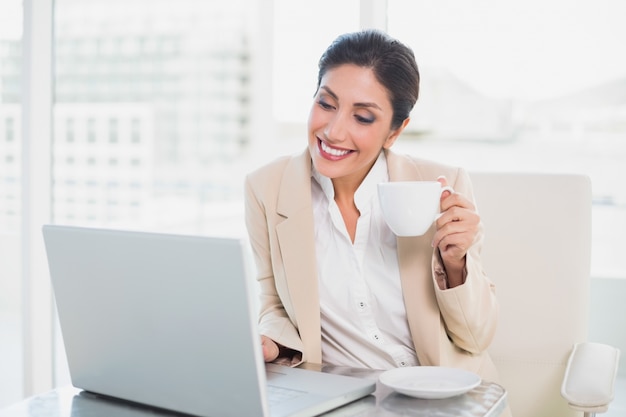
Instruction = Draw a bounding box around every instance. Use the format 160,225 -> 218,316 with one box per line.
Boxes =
383,117 -> 411,149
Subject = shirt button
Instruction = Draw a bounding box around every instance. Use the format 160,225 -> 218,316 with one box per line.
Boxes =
357,301 -> 366,309
399,361 -> 407,367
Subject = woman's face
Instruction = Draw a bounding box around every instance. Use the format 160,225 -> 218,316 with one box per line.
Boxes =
307,64 -> 406,187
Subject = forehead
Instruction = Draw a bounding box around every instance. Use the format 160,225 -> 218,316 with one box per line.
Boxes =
319,64 -> 392,108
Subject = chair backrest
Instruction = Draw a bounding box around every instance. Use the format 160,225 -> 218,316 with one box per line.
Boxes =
470,172 -> 592,417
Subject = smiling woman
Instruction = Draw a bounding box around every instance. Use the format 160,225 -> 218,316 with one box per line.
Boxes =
4,0 -> 625,411
245,33 -> 505,417
309,66 -> 400,181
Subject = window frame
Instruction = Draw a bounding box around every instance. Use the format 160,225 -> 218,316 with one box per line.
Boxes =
21,0 -> 54,397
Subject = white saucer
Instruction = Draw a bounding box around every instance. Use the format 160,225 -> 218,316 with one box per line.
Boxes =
378,366 -> 481,399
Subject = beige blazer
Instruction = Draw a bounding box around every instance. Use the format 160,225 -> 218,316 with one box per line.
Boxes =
244,148 -> 501,382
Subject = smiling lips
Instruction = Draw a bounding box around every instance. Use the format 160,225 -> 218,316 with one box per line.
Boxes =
318,138 -> 353,160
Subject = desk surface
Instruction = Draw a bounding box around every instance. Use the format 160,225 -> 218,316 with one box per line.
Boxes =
0,366 -> 507,417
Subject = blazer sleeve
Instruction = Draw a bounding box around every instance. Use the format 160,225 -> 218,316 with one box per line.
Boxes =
243,166 -> 305,360
431,167 -> 499,354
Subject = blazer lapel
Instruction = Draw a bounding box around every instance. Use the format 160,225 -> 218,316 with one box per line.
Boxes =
385,149 -> 442,366
270,149 -> 441,365
275,150 -> 322,363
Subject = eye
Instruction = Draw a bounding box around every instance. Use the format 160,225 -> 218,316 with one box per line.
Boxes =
317,99 -> 334,110
355,114 -> 375,124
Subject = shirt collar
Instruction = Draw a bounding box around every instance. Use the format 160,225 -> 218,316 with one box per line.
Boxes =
312,163 -> 335,201
311,152 -> 389,211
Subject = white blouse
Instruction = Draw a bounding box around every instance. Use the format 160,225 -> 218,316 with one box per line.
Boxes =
311,152 -> 419,370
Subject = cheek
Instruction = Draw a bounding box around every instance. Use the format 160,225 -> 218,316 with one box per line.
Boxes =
307,107 -> 324,132
353,127 -> 387,148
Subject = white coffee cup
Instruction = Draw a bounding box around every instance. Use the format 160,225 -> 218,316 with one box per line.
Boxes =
377,181 -> 453,237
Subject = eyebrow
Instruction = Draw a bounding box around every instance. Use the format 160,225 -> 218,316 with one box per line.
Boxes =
320,86 -> 383,111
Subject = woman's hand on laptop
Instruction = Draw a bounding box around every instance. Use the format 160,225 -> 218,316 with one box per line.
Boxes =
261,335 -> 303,366
261,335 -> 280,362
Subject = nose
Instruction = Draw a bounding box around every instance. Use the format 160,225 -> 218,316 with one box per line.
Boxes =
323,111 -> 349,143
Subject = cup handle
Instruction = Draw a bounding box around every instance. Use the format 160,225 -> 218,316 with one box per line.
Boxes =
436,186 -> 455,220
440,185 -> 455,195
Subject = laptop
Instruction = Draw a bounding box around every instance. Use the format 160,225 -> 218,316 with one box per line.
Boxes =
42,224 -> 375,417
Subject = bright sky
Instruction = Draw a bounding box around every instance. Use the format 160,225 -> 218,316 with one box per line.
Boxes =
4,1 -> 625,104
0,1 -> 22,39
388,0 -> 626,99
273,0 -> 626,121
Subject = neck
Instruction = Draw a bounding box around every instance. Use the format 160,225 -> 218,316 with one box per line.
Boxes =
331,176 -> 360,203
330,154 -> 381,201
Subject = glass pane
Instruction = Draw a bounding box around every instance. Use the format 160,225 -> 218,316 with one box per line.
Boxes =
53,0 -> 251,235
273,0 -> 360,124
53,0 -> 252,385
0,0 -> 23,407
51,0 -> 361,385
388,0 -> 626,278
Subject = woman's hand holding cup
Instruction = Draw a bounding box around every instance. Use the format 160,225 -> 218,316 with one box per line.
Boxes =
378,176 -> 481,287
432,176 -> 481,285
377,179 -> 454,237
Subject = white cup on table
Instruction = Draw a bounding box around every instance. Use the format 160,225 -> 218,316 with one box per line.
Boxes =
377,181 -> 453,237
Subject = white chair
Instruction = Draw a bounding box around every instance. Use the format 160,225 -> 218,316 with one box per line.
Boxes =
470,172 -> 620,417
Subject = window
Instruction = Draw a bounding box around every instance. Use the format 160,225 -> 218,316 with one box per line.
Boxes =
0,0 -> 23,408
53,0 -> 253,233
65,118 -> 74,142
5,117 -> 15,141
272,0 -> 360,125
387,0 -> 626,279
108,118 -> 118,143
51,0 -> 257,385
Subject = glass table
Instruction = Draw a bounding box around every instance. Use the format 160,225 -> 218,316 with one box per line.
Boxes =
0,365 -> 507,417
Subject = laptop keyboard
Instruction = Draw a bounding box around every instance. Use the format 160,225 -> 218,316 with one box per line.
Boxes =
267,385 -> 306,406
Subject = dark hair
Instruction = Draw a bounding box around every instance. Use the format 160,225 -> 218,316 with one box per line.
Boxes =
316,29 -> 420,130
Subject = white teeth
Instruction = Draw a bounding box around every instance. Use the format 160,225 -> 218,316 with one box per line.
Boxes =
320,140 -> 350,157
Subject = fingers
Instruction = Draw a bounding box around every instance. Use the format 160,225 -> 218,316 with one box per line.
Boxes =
433,219 -> 471,252
431,176 -> 480,270
261,335 -> 280,362
432,177 -> 480,263
434,206 -> 479,240
439,189 -> 475,213
433,226 -> 472,256
432,229 -> 472,267
437,176 -> 453,200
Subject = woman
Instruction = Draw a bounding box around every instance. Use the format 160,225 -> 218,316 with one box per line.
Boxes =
244,29 -> 500,382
